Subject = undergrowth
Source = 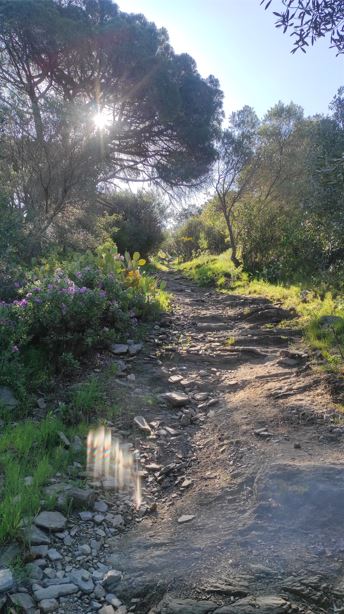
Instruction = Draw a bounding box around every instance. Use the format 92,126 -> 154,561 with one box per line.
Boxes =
0,415 -> 86,544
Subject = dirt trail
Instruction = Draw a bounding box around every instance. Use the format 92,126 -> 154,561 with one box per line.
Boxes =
106,271 -> 344,614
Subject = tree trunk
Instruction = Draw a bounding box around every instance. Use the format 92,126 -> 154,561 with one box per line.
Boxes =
28,88 -> 44,145
222,204 -> 241,268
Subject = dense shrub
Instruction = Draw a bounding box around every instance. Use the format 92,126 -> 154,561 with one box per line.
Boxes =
167,214 -> 227,261
99,191 -> 165,257
0,242 -> 167,400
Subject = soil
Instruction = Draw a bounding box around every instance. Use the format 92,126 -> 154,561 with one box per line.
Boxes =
97,271 -> 344,613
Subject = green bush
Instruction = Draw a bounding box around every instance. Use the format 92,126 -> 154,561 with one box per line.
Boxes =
99,191 -> 164,257
0,242 -> 167,400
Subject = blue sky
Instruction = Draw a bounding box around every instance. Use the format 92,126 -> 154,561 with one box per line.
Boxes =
117,0 -> 343,120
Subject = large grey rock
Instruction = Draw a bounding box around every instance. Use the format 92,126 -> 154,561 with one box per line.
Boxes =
111,344 -> 129,355
109,514 -> 124,528
0,386 -> 18,408
99,606 -> 116,614
9,592 -> 35,611
158,596 -> 217,613
38,598 -> 59,612
34,511 -> 66,532
24,525 -> 50,545
70,568 -> 94,594
102,569 -> 122,591
255,464 -> 344,532
163,392 -> 189,408
94,500 -> 108,513
25,563 -> 44,581
0,568 -> 14,592
34,583 -> 78,601
67,487 -> 96,509
244,306 -> 295,324
128,343 -> 143,356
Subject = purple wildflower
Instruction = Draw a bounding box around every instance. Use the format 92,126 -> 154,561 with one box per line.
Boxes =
11,345 -> 19,353
14,299 -> 28,308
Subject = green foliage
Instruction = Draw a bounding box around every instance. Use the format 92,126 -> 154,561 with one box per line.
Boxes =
0,243 -> 167,401
262,0 -> 344,55
0,415 -> 84,544
62,378 -> 105,424
178,251 -> 241,287
99,191 -> 165,258
167,207 -> 227,262
0,0 -> 223,258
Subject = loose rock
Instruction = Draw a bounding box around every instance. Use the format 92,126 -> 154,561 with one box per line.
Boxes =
9,592 -> 35,611
0,568 -> 14,592
34,511 -> 67,532
111,344 -> 129,355
163,392 -> 189,407
177,514 -> 195,524
0,386 -> 18,408
38,598 -> 59,612
102,569 -> 122,591
34,583 -> 78,601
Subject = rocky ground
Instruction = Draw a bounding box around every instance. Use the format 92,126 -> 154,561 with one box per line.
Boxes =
1,271 -> 344,614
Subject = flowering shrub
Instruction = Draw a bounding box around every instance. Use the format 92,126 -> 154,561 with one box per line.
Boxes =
0,243 -> 167,399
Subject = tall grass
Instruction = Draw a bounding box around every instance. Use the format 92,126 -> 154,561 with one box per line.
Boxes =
0,416 -> 85,544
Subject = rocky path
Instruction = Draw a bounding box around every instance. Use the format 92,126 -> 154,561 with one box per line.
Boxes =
2,271 -> 344,614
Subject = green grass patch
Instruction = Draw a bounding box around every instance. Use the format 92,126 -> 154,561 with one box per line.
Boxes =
177,251 -> 242,287
0,415 -> 85,544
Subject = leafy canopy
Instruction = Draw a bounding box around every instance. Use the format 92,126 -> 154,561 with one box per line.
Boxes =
0,0 -> 223,186
261,0 -> 344,54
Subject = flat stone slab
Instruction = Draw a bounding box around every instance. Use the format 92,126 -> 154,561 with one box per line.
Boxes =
163,392 -> 189,407
34,583 -> 78,601
111,344 -> 129,355
177,515 -> 195,524
34,511 -> 67,532
9,592 -> 35,610
255,463 -> 344,532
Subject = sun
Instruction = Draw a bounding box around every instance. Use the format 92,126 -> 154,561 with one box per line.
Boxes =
93,108 -> 112,130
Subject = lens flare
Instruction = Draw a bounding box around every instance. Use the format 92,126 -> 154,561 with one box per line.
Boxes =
87,426 -> 141,509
